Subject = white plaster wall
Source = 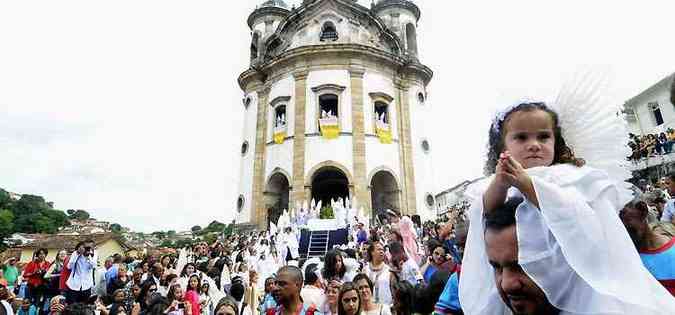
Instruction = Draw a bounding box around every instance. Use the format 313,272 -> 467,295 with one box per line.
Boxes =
305,136 -> 354,178
267,75 -> 296,142
407,84 -> 437,221
237,92 -> 259,223
306,69 -> 352,133
364,137 -> 401,182
629,87 -> 674,134
363,72 -> 399,140
265,139 -> 294,183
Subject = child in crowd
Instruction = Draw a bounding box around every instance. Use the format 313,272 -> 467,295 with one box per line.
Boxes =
460,98 -> 675,314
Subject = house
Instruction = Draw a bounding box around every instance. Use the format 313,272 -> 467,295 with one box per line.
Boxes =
14,233 -> 135,265
435,178 -> 483,217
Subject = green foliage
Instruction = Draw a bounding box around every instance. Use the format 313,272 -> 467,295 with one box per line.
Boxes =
223,223 -> 234,237
152,231 -> 167,240
202,233 -> 217,244
159,239 -> 174,248
197,221 -> 226,235
167,230 -> 176,237
12,195 -> 49,216
0,189 -> 12,210
0,210 -> 15,242
110,223 -> 123,233
191,225 -> 202,233
320,205 -> 334,219
175,239 -> 195,249
67,209 -> 90,221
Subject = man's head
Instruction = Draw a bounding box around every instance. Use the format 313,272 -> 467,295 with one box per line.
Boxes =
273,266 -> 303,305
34,248 -> 48,261
664,173 -> 675,196
151,262 -> 164,279
104,257 -> 114,269
388,241 -> 407,272
484,197 -> 559,315
620,199 -> 651,250
8,258 -> 16,266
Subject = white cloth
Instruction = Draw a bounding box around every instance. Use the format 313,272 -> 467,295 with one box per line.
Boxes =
362,304 -> 392,315
660,199 -> 675,222
460,164 -> 675,314
364,263 -> 392,306
398,258 -> 420,286
1,300 -> 14,315
301,285 -> 326,308
66,252 -> 97,291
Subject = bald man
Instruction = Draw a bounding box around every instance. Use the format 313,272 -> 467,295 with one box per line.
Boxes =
269,266 -> 320,315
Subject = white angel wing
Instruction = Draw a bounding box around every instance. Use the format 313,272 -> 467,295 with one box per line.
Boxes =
552,69 -> 632,184
175,248 -> 188,277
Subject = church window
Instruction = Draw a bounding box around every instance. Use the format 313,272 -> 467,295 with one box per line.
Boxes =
241,141 -> 249,155
275,105 -> 287,127
421,139 -> 431,153
320,21 -> 338,42
374,101 -> 389,124
649,102 -> 664,126
405,23 -> 418,56
417,92 -> 426,104
319,94 -> 339,118
237,195 -> 245,213
250,32 -> 260,61
425,193 -> 435,209
243,96 -> 252,109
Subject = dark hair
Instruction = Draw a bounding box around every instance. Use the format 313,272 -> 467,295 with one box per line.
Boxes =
366,241 -> 382,263
278,265 -> 303,286
138,281 -> 158,309
180,263 -> 196,277
387,241 -> 405,256
167,284 -> 183,303
304,263 -> 320,285
391,280 -> 414,315
214,296 -> 239,315
187,274 -> 201,292
352,274 -> 373,293
34,248 -> 48,257
322,250 -> 346,280
485,102 -> 584,175
62,303 -> 95,315
337,282 -> 361,315
622,199 -> 649,220
230,282 -> 245,302
484,197 -> 524,232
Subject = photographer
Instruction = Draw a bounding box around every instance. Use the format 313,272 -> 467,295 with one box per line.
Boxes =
23,248 -> 51,310
65,240 -> 97,305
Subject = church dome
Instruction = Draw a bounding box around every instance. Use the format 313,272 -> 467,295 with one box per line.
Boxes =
372,0 -> 420,21
260,0 -> 290,9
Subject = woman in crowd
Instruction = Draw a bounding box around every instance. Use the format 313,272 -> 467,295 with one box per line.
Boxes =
390,280 -> 414,315
198,281 -> 212,315
321,280 -> 340,315
161,255 -> 176,276
180,263 -> 198,278
363,242 -> 391,305
44,249 -> 67,304
23,248 -> 51,310
419,240 -> 451,283
337,283 -> 361,315
213,296 -> 239,315
184,274 -> 201,315
322,250 -> 348,283
109,289 -> 129,315
137,281 -> 158,312
166,283 -> 193,315
259,277 -> 276,315
353,274 -> 391,315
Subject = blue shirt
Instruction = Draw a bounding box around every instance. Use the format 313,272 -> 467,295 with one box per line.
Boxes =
661,199 -> 675,222
17,305 -> 37,315
639,237 -> 675,295
434,272 -> 461,313
105,264 -> 119,287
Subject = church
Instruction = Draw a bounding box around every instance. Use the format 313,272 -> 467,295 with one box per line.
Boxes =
236,0 -> 436,228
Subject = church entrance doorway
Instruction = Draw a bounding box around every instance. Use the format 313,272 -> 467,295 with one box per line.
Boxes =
265,172 -> 290,226
311,167 -> 350,211
370,170 -> 400,220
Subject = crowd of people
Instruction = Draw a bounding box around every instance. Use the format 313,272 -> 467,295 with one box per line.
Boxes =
4,99 -> 675,315
628,130 -> 675,161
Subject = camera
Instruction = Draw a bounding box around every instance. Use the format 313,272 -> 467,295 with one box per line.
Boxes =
177,303 -> 185,309
83,246 -> 94,257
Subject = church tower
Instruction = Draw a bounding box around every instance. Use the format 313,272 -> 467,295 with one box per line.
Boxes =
236,0 -> 436,228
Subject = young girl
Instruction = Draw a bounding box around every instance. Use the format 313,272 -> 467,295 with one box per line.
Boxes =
184,275 -> 201,315
460,101 -> 675,314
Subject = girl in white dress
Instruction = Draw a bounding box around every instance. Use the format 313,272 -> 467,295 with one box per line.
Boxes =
460,89 -> 675,314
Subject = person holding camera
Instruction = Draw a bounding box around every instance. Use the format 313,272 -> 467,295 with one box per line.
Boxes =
23,248 -> 51,310
65,240 -> 97,305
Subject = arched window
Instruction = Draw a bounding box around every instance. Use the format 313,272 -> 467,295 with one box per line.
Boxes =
275,105 -> 287,127
405,23 -> 418,56
319,94 -> 339,118
250,32 -> 260,61
374,101 -> 389,124
237,195 -> 245,213
320,21 -> 338,42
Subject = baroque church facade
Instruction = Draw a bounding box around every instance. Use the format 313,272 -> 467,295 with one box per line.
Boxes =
236,0 -> 436,227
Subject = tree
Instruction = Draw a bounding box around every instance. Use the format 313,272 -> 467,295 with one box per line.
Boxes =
12,195 -> 49,216
68,209 -> 90,221
152,231 -> 167,240
159,239 -> 174,248
202,233 -> 217,245
0,189 -> 13,210
191,225 -> 202,233
0,210 -> 15,247
167,230 -> 176,238
110,223 -> 123,233
223,223 -> 234,237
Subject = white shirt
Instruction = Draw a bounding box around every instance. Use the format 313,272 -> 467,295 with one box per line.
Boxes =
364,263 -> 392,305
661,199 -> 675,222
1,301 -> 14,315
399,258 -> 421,286
301,285 -> 325,308
66,251 -> 97,291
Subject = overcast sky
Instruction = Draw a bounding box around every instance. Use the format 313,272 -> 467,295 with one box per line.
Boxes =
1,0 -> 673,233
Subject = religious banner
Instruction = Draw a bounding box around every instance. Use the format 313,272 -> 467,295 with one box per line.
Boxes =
375,119 -> 392,144
319,116 -> 340,139
273,125 -> 286,144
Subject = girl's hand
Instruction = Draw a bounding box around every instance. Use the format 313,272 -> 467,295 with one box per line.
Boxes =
500,152 -> 532,192
494,153 -> 513,190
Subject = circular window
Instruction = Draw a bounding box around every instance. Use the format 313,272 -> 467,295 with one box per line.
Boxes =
425,194 -> 435,208
417,92 -> 426,104
237,195 -> 245,213
241,141 -> 249,155
243,97 -> 251,109
421,139 -> 431,153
